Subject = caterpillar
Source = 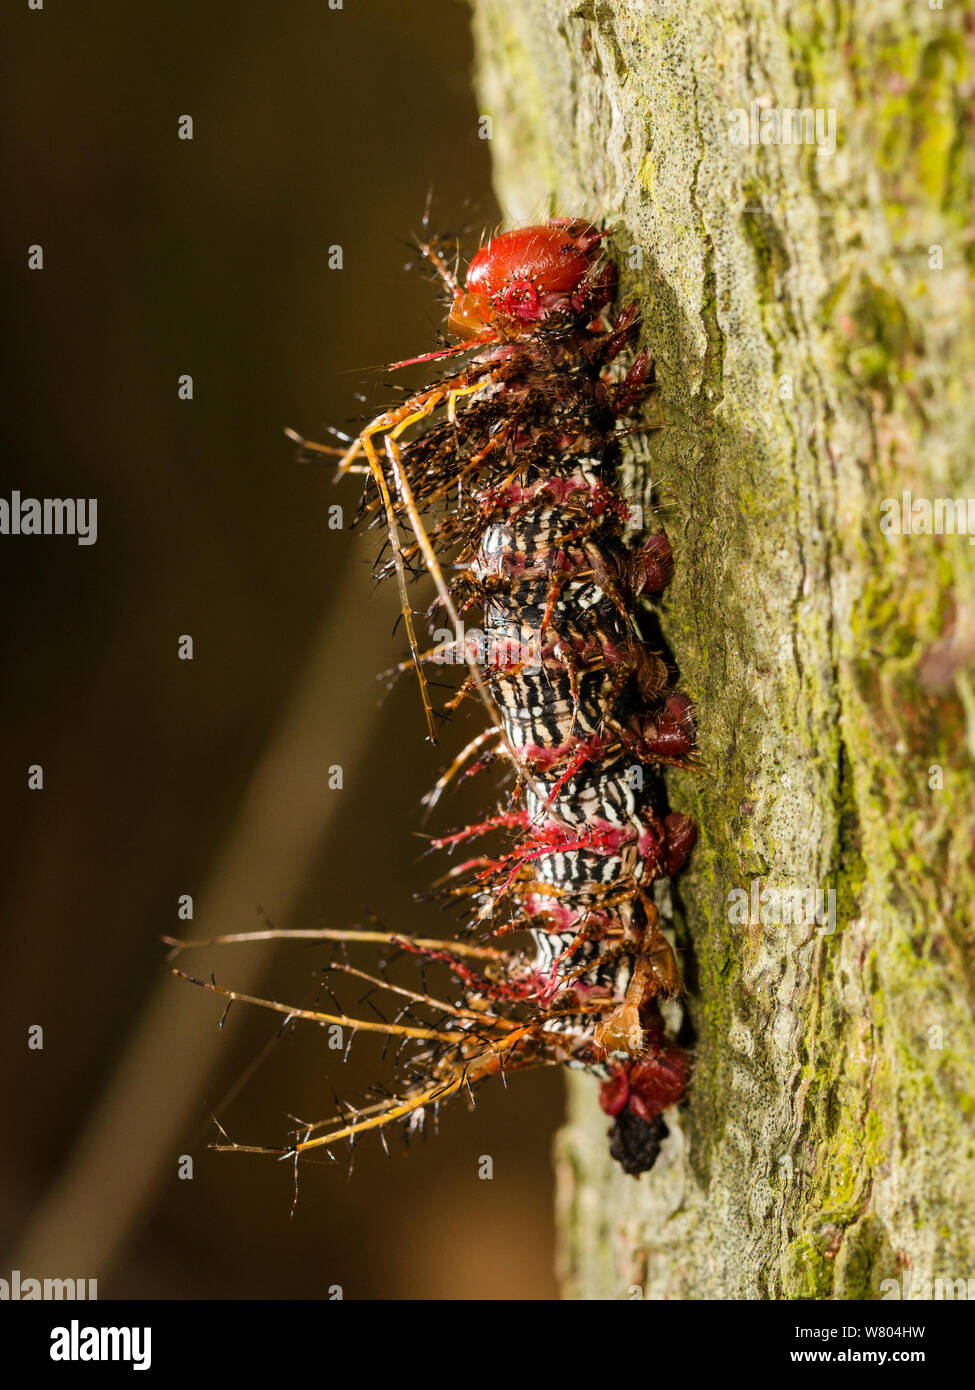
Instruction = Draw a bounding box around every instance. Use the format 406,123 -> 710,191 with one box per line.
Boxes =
171,217 -> 696,1177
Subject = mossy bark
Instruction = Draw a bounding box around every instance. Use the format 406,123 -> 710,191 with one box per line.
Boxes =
472,0 -> 975,1300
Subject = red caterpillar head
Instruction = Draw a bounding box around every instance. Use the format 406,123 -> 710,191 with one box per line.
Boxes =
447,220 -> 613,339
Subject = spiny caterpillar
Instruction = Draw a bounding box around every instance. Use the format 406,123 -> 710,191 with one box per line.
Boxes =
171,218 -> 696,1177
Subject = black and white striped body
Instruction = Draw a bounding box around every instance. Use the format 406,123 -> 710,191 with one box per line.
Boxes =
471,453 -> 663,990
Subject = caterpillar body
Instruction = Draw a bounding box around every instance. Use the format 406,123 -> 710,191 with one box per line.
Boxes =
173,219 -> 697,1176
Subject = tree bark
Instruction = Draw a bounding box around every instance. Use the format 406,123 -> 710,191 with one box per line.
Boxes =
472,0 -> 975,1300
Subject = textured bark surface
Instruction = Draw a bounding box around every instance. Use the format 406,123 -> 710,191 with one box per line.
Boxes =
472,0 -> 975,1299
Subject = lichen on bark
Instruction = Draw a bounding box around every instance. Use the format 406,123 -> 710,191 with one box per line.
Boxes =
472,0 -> 975,1300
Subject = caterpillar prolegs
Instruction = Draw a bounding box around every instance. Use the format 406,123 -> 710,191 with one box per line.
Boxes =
173,219 -> 697,1176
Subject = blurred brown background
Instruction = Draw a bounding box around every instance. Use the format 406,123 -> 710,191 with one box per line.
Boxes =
0,0 -> 561,1299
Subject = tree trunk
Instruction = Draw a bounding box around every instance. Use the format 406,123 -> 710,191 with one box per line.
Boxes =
472,0 -> 975,1300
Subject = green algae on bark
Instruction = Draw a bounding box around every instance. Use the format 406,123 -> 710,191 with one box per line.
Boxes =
474,0 -> 975,1300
